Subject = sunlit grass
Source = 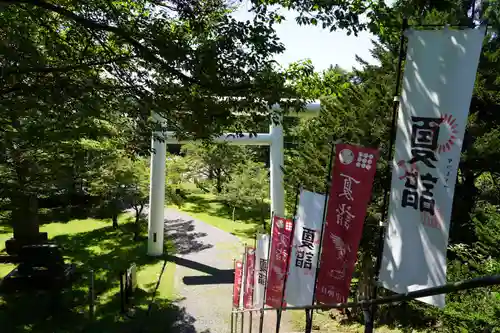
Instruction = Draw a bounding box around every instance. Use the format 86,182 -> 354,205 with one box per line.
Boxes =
169,191 -> 261,244
291,310 -> 409,333
0,214 -> 177,332
42,218 -> 111,237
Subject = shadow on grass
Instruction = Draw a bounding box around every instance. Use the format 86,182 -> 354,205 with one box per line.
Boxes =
0,218 -> 211,333
0,224 -> 11,235
0,204 -> 125,228
0,290 -> 199,333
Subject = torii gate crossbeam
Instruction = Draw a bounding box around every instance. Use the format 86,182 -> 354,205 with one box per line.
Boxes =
147,102 -> 320,256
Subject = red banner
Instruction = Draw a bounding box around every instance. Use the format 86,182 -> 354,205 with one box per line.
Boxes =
243,247 -> 256,309
315,144 -> 379,304
265,215 -> 293,308
233,260 -> 243,308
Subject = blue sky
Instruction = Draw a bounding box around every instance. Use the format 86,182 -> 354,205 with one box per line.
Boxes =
230,1 -> 394,72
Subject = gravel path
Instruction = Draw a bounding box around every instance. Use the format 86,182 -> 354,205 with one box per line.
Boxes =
164,208 -> 295,333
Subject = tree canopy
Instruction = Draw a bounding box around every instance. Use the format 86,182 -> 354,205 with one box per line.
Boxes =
282,1 -> 500,331
0,0 -> 311,238
1,0 -> 309,141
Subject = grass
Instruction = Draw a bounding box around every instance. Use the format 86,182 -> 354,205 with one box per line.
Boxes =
170,191 -> 265,244
0,214 -> 184,333
291,310 -> 410,333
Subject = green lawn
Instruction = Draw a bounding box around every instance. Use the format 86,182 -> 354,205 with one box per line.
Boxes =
170,190 -> 267,244
291,310 -> 407,333
0,215 -> 179,333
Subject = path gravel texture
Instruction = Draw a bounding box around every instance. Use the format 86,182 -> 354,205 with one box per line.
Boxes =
164,208 -> 295,333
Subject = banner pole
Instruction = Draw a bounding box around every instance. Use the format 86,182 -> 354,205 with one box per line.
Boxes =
305,141 -> 336,333
275,186 -> 301,333
258,212 -> 275,333
241,310 -> 245,333
231,259 -> 236,333
231,311 -> 234,333
241,245 -> 248,333
249,235 -> 258,333
370,17 -> 408,333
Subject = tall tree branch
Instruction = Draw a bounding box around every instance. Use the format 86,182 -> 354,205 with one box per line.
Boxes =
3,56 -> 134,76
3,0 -> 270,94
4,0 -> 200,86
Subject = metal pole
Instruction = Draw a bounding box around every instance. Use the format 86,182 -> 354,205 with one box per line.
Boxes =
249,236 -> 258,333
370,17 -> 408,333
258,306 -> 265,333
259,212 -> 275,333
275,186 -> 301,333
119,270 -> 125,314
89,269 -> 95,321
241,245 -> 248,333
232,274 -> 500,312
231,259 -> 236,333
305,142 -> 336,333
241,312 -> 245,333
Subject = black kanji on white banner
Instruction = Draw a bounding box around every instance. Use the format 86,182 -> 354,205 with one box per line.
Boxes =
409,116 -> 442,168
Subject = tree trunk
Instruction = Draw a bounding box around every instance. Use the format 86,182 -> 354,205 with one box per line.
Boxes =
112,199 -> 119,229
112,213 -> 118,229
232,206 -> 236,221
215,169 -> 223,193
134,212 -> 140,240
133,204 -> 144,241
260,200 -> 265,228
65,167 -> 78,220
450,167 -> 478,245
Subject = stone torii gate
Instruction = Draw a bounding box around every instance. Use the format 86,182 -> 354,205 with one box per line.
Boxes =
147,101 -> 320,256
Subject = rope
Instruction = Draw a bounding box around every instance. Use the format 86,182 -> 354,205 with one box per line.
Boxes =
146,259 -> 168,317
136,258 -> 168,333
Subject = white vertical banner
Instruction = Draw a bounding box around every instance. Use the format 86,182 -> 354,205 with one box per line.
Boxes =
285,189 -> 326,306
379,27 -> 486,308
254,233 -> 270,308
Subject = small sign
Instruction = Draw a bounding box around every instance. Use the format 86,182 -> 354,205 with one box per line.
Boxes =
120,263 -> 137,313
127,263 -> 137,293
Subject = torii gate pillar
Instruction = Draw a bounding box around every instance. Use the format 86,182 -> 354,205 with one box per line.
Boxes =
269,117 -> 285,219
148,116 -> 167,256
147,102 -> 319,256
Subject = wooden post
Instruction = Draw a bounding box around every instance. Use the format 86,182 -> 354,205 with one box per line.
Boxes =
89,270 -> 95,321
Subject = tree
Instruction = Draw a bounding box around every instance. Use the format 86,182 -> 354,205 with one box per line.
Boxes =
1,0 -> 306,140
181,142 -> 252,193
282,0 -> 500,330
246,0 -> 500,50
0,85 -> 136,247
0,2 -> 148,245
0,0 -> 309,243
222,160 -> 269,224
245,0 -> 391,35
89,153 -> 139,229
165,154 -> 188,207
126,158 -> 150,241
